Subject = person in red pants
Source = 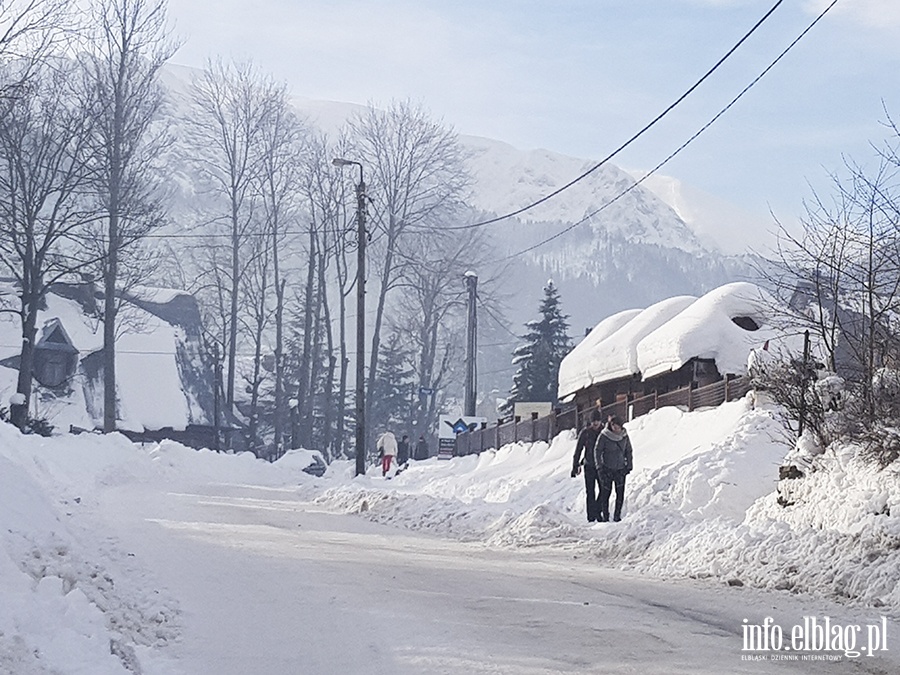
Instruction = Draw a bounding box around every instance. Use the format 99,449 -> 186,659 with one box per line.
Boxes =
376,431 -> 398,477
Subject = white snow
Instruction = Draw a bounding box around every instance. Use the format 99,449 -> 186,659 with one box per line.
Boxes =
560,282 -> 806,399
559,296 -> 696,398
557,307 -> 642,401
0,283 -> 202,433
2,394 -> 900,672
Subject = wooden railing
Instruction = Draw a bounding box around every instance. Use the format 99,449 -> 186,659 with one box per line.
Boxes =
454,375 -> 751,456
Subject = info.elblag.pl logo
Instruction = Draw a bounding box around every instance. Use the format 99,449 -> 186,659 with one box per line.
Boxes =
741,616 -> 889,660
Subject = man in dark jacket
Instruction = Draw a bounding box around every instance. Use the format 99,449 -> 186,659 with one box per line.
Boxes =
571,409 -> 604,522
593,415 -> 633,522
397,434 -> 410,466
414,435 -> 429,460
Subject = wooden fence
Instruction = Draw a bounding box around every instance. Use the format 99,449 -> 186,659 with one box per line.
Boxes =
454,375 -> 751,456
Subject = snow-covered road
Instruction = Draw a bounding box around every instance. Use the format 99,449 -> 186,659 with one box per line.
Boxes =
97,480 -> 899,675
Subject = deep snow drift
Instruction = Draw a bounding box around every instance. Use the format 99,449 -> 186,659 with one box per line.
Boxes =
2,395 -> 899,672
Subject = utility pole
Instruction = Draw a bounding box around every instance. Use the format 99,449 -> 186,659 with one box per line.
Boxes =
333,158 -> 367,476
798,329 -> 810,439
464,271 -> 478,417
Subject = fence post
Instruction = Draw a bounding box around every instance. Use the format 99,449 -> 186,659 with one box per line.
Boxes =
654,390 -> 658,410
688,384 -> 693,411
496,419 -> 502,450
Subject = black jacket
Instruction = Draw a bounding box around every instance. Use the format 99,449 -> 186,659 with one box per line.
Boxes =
593,427 -> 633,473
573,425 -> 602,471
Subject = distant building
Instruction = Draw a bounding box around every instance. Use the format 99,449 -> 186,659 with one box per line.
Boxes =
0,280 -> 232,449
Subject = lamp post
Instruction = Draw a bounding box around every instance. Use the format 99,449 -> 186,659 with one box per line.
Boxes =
333,157 -> 367,477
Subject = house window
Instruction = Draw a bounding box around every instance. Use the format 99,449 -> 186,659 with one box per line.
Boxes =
731,316 -> 760,331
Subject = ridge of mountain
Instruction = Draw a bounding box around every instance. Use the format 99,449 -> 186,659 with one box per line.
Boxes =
157,64 -> 759,357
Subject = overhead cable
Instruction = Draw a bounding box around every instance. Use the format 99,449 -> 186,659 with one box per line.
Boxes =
442,0 -> 788,232
498,0 -> 840,262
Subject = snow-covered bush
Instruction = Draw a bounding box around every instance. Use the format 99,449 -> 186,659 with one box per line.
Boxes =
0,407 -> 55,437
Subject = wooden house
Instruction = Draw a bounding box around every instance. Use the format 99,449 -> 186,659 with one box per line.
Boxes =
558,282 -> 793,422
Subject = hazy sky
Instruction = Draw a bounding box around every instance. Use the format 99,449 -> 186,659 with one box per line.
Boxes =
165,0 -> 900,225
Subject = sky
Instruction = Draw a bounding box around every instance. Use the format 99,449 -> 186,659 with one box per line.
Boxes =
164,0 -> 900,226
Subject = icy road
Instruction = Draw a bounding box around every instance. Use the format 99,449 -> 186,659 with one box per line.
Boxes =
96,480 -> 898,675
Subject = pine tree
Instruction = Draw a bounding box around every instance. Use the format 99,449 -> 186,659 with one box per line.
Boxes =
506,280 -> 572,411
369,330 -> 416,434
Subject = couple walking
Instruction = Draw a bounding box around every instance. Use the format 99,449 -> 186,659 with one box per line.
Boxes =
571,410 -> 633,522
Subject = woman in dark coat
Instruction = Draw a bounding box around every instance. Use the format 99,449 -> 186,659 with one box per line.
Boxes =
592,416 -> 633,522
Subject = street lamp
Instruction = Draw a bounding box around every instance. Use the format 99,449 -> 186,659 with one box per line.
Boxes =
333,157 -> 367,477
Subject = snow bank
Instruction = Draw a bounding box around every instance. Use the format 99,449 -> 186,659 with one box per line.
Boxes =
0,424 -> 317,674
314,397 -> 900,615
4,391 -> 900,672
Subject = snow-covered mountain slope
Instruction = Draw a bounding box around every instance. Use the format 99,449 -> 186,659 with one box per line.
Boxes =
631,170 -> 777,256
462,135 -> 706,254
157,64 -> 759,345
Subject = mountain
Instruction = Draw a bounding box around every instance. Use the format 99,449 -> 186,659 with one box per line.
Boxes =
155,65 -> 761,396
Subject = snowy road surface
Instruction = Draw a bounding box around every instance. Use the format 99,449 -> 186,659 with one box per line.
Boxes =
98,481 -> 898,675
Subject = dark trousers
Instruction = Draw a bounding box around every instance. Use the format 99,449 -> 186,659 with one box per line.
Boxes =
583,464 -> 600,522
599,467 -> 627,521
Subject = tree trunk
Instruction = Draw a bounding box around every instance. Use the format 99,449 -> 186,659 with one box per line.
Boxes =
317,247 -> 335,457
12,290 -> 39,430
335,288 -> 349,458
305,274 -> 325,447
226,194 -> 240,412
273,276 -> 286,456
294,222 -> 316,448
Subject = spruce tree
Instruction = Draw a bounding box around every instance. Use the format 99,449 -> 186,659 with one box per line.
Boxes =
507,280 -> 572,411
369,330 -> 415,433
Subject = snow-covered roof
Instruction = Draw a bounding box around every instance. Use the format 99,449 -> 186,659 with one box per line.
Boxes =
559,282 -> 796,399
557,308 -> 642,399
0,282 -> 208,433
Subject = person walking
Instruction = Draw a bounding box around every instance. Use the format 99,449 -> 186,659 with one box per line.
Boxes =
571,409 -> 604,522
376,431 -> 398,477
414,434 -> 429,460
397,434 -> 410,469
593,415 -> 633,522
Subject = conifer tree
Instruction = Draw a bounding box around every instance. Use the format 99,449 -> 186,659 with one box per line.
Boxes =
370,330 -> 415,433
507,280 -> 572,411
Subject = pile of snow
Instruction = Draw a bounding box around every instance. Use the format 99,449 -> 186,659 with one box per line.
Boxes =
3,393 -> 900,671
314,396 -> 900,611
0,424 -> 319,674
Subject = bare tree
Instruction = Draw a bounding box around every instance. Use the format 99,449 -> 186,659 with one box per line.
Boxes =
256,93 -> 307,455
347,100 -> 470,433
0,0 -> 68,100
240,234 -> 271,451
757,155 -> 900,442
390,222 -> 497,438
0,60 -> 98,429
309,132 -> 356,458
189,58 -> 282,414
84,0 -> 176,432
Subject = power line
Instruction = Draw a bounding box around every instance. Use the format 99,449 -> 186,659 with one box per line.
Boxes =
441,0 -> 788,232
97,0 -> 787,245
477,293 -> 520,340
498,0 -> 840,263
